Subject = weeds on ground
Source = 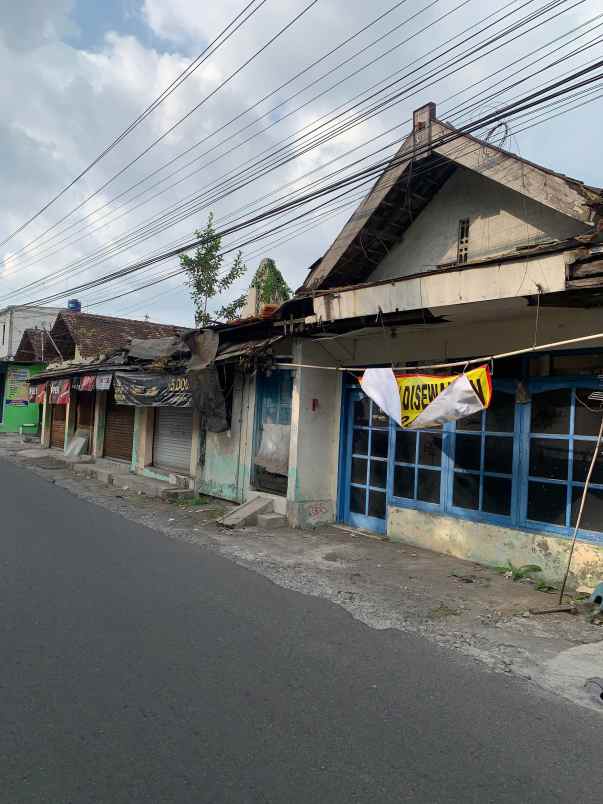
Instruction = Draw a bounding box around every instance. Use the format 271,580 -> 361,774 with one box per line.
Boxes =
493,561 -> 542,582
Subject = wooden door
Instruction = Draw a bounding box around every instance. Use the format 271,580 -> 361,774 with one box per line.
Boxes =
76,393 -> 95,454
50,405 -> 66,450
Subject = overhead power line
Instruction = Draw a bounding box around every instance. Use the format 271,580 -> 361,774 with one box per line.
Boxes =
0,0 -> 322,257
18,63 -> 603,309
3,0 -> 579,299
87,88 -> 603,312
5,0 -> 552,271
0,0 -> 269,249
1,0 -> 452,268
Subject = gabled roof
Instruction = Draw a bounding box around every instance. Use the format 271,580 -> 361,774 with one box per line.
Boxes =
303,103 -> 602,292
13,328 -> 61,363
50,311 -> 188,361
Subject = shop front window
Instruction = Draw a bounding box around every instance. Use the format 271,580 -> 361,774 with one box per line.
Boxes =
348,375 -> 603,542
393,428 -> 444,507
526,386 -> 603,534
451,390 -> 516,519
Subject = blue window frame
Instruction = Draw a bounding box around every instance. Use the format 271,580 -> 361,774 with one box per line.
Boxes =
449,384 -> 518,525
520,382 -> 603,541
340,374 -> 603,544
390,426 -> 445,511
346,394 -> 389,533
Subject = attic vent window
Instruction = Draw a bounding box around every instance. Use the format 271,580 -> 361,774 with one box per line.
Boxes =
457,218 -> 470,265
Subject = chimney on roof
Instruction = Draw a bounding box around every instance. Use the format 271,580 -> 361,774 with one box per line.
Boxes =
412,103 -> 436,155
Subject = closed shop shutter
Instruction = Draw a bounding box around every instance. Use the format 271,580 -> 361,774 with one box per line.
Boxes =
50,405 -> 66,449
75,393 -> 95,454
104,399 -> 134,461
153,407 -> 194,473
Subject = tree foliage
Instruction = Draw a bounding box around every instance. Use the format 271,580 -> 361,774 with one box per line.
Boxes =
180,213 -> 247,327
251,258 -> 291,308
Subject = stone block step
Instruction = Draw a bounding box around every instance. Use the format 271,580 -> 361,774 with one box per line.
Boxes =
256,512 -> 287,530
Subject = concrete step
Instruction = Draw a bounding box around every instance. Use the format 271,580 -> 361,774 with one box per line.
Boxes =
218,496 -> 273,528
161,488 -> 195,502
112,473 -> 172,498
256,512 -> 287,530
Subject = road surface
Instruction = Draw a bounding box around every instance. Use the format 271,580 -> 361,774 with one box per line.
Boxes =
2,458 -> 601,803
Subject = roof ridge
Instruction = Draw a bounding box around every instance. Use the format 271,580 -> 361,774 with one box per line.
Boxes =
60,310 -> 186,329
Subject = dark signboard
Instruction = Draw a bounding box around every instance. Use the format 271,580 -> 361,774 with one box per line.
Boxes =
113,372 -> 192,408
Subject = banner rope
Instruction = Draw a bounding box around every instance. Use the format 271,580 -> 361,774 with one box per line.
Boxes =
273,330 -> 603,373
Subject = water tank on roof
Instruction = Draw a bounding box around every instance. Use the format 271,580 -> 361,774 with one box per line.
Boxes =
68,299 -> 81,313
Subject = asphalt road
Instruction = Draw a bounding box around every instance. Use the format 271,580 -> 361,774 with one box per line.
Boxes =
2,458 -> 601,804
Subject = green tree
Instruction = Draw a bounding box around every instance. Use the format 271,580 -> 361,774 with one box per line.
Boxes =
251,258 -> 291,310
180,213 -> 247,326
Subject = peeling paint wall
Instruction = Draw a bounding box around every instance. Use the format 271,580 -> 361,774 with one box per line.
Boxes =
286,340 -> 342,528
369,167 -> 589,282
388,506 -> 603,589
197,370 -> 253,503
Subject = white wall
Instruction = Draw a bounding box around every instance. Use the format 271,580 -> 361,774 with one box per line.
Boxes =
369,167 -> 589,282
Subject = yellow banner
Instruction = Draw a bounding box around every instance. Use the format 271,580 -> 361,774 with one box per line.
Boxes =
397,364 -> 492,428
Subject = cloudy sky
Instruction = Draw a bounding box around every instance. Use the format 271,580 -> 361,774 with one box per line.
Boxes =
0,0 -> 601,326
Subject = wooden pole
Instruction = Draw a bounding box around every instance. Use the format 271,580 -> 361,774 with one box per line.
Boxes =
558,415 -> 603,604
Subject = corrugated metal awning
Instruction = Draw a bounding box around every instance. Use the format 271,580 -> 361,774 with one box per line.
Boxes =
215,336 -> 283,362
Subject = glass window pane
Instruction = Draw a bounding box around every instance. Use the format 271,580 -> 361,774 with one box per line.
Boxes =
527,481 -> 566,526
456,410 -> 482,431
484,435 -> 513,474
370,459 -> 387,489
352,428 -> 368,456
571,486 -> 603,533
371,403 -> 389,429
455,434 -> 482,471
453,472 -> 479,510
574,389 -> 602,436
393,465 -> 414,499
530,388 -> 571,434
529,438 -> 568,480
368,490 -> 386,519
417,468 -> 440,504
485,391 -> 515,433
349,486 -> 366,515
418,432 -> 443,467
353,398 -> 370,426
395,430 -> 416,463
371,430 -> 389,459
572,440 -> 603,485
483,476 -> 512,516
351,457 -> 367,485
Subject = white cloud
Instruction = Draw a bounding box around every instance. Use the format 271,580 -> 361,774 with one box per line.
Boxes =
0,0 -> 76,50
0,0 -> 601,326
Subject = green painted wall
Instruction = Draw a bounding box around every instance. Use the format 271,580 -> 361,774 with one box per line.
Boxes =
0,363 -> 44,434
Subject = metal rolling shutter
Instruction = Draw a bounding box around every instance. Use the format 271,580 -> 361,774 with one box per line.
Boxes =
50,405 -> 66,449
153,407 -> 193,473
104,400 -> 134,461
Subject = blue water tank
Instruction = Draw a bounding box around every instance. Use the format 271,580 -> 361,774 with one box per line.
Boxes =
68,299 -> 82,313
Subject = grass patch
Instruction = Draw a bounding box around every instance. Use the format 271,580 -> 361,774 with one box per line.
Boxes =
176,494 -> 215,508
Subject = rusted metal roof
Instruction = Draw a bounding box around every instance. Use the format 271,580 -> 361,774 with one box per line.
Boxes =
215,336 -> 284,361
51,311 -> 189,360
